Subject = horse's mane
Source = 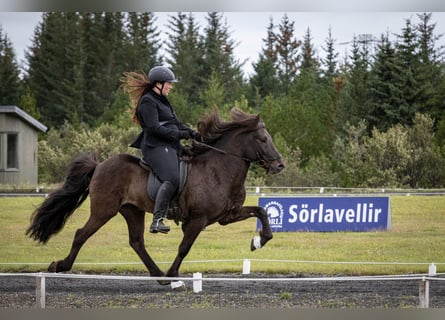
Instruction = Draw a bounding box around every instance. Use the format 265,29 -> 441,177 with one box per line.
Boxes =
190,107 -> 260,155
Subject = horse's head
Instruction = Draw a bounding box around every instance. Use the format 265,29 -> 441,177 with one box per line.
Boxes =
196,107 -> 285,174
241,120 -> 285,174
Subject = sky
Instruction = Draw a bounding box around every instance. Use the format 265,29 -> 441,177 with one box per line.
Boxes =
1,11 -> 445,77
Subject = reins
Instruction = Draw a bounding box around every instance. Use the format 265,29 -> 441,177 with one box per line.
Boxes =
193,140 -> 251,162
193,139 -> 279,167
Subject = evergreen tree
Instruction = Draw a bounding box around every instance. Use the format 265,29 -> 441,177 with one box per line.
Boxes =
20,85 -> 40,120
249,18 -> 279,106
125,12 -> 160,72
199,70 -> 225,111
0,25 -> 22,105
25,12 -> 158,129
82,12 -> 128,126
300,27 -> 320,75
201,12 -> 245,106
321,27 -> 339,81
416,13 -> 441,65
321,27 -> 343,134
165,12 -> 205,123
392,17 -> 422,126
26,12 -> 81,128
415,12 -> 444,121
368,33 -> 399,131
274,14 -> 301,93
337,36 -> 372,129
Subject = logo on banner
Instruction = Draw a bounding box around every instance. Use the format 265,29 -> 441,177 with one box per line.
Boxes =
264,200 -> 284,228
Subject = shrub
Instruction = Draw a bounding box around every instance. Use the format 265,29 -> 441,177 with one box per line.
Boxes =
38,123 -> 140,183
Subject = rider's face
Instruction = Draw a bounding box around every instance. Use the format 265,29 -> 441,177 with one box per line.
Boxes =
155,82 -> 173,96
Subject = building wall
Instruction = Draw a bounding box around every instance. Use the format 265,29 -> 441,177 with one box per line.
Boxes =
0,113 -> 39,186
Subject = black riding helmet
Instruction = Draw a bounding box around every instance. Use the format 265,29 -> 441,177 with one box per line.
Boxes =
148,66 -> 179,83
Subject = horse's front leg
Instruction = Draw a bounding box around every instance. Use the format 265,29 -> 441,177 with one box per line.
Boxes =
166,217 -> 206,278
219,206 -> 273,251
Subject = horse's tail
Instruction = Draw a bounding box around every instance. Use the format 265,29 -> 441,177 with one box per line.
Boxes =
26,152 -> 99,244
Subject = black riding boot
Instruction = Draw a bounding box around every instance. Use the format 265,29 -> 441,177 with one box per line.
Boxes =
150,181 -> 176,234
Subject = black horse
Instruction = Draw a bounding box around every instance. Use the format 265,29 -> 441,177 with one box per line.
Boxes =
26,108 -> 285,281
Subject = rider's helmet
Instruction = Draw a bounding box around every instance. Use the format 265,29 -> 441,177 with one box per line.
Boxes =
148,66 -> 178,83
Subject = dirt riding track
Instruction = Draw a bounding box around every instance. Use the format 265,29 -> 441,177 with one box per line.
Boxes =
1,273 -> 445,308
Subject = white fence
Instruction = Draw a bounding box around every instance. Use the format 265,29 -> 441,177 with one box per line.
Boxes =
245,186 -> 445,196
1,260 -> 444,308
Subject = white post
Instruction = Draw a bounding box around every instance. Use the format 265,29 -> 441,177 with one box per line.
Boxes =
242,259 -> 251,275
429,263 -> 437,276
193,272 -> 202,293
35,273 -> 46,308
255,186 -> 260,194
419,277 -> 430,308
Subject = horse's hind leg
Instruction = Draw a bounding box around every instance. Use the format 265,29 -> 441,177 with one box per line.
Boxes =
218,206 -> 273,251
119,206 -> 165,281
48,203 -> 118,272
48,215 -> 116,272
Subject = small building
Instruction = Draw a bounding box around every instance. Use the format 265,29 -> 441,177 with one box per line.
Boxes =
0,105 -> 47,186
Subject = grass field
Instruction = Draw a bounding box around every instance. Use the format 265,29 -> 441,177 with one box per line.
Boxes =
0,195 -> 444,275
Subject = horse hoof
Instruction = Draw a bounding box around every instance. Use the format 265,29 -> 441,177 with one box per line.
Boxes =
250,235 -> 262,251
157,279 -> 171,286
48,261 -> 58,272
171,280 -> 186,291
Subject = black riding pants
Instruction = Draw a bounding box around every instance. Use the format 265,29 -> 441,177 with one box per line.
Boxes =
142,145 -> 180,189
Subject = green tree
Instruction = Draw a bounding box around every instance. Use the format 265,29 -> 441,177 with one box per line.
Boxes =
274,14 -> 301,93
337,36 -> 372,130
124,12 -> 160,72
289,75 -> 336,162
165,12 -> 205,124
0,25 -> 22,105
414,12 -> 444,121
321,27 -> 343,134
334,113 -> 445,188
201,12 -> 245,105
199,71 -> 225,112
82,12 -> 128,126
391,17 -> 422,127
20,85 -> 40,120
26,12 -> 81,128
333,121 -> 369,187
405,113 -> 445,187
321,27 -> 339,82
300,27 -> 320,75
249,18 -> 279,106
26,12 -> 159,129
368,33 -> 399,131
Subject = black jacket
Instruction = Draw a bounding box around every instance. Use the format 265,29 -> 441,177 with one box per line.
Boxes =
130,90 -> 194,151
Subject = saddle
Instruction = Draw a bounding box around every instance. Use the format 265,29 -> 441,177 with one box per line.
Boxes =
139,157 -> 191,224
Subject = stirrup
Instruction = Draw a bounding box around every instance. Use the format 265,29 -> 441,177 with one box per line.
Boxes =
149,218 -> 170,234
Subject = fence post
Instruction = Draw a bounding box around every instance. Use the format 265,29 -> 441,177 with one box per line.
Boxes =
242,259 -> 251,274
193,272 -> 202,293
419,277 -> 430,308
429,263 -> 436,276
35,273 -> 46,308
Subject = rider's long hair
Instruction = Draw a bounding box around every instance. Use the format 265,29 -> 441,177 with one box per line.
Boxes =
120,71 -> 154,124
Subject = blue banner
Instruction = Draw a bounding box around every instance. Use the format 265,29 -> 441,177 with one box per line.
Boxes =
258,196 -> 391,232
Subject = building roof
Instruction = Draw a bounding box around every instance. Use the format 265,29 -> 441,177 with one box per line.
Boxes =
0,105 -> 47,132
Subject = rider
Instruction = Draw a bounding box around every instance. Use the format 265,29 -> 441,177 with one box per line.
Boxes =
123,66 -> 199,234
